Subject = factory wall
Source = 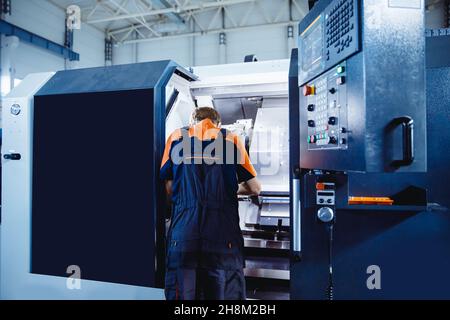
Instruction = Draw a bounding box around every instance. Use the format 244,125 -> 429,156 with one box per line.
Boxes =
1,0 -> 105,81
113,25 -> 295,68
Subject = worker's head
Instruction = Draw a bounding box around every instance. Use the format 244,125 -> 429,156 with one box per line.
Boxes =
190,107 -> 221,127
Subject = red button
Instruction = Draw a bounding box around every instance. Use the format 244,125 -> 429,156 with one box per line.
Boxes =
303,85 -> 315,96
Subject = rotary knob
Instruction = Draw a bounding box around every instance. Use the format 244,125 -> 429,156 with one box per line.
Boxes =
317,207 -> 335,223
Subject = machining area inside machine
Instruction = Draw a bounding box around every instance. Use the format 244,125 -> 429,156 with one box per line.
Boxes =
217,96 -> 290,300
164,67 -> 291,299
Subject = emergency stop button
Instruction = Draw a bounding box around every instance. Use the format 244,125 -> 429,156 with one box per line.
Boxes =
303,85 -> 315,96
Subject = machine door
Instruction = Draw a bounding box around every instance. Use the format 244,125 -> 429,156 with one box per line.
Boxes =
32,89 -> 162,287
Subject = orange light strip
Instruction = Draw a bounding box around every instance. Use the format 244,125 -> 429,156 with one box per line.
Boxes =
348,197 -> 394,206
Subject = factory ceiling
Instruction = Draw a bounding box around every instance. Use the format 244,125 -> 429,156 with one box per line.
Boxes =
49,0 -> 309,46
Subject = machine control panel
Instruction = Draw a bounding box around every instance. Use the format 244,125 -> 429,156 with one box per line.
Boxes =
299,0 -> 359,85
316,182 -> 335,205
304,62 -> 348,151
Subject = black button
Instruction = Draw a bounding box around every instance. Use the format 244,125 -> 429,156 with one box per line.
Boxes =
308,120 -> 315,127
307,104 -> 315,112
328,117 -> 338,125
329,87 -> 337,94
329,136 -> 338,144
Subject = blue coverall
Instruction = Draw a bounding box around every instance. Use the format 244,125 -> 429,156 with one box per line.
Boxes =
160,119 -> 257,300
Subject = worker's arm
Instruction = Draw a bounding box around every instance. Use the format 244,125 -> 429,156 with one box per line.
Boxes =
237,177 -> 262,196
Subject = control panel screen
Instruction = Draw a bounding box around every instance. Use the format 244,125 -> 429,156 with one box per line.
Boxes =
299,15 -> 325,83
299,0 -> 359,85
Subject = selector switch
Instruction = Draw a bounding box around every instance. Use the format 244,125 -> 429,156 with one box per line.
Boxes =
307,104 -> 315,112
329,136 -> 338,144
329,87 -> 336,94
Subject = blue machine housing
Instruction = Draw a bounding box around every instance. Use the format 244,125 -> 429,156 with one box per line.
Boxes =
289,1 -> 450,299
31,61 -> 195,288
298,0 -> 427,173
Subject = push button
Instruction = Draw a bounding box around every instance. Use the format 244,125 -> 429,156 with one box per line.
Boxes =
336,76 -> 346,85
328,117 -> 338,125
303,85 -> 315,96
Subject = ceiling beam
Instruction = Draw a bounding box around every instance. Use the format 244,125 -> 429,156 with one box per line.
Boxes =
119,20 -> 298,45
87,0 -> 260,24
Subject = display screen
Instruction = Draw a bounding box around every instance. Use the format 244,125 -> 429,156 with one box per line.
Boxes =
299,15 -> 324,81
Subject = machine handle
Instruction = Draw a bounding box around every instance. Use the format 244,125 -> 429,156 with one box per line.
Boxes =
3,153 -> 21,160
292,178 -> 301,256
392,116 -> 414,167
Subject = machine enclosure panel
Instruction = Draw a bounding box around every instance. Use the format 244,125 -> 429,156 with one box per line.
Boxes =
32,90 -> 158,287
30,61 -> 178,288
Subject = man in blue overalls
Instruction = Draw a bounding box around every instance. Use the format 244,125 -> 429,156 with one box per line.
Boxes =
160,107 -> 261,300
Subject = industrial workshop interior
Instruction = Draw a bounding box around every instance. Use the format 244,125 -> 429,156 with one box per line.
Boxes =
0,0 -> 449,304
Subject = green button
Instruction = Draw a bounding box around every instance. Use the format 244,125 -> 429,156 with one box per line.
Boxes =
337,66 -> 345,74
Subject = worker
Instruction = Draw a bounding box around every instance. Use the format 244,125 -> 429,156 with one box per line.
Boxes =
160,107 -> 261,300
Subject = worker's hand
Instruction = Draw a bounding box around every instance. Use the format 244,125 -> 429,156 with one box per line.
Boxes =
250,195 -> 262,207
237,177 -> 262,196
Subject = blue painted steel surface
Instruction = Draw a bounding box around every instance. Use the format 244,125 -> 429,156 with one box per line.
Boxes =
0,19 -> 79,61
298,0 -> 427,173
290,1 -> 450,299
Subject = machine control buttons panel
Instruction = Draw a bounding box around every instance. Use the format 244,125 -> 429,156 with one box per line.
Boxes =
304,62 -> 348,151
325,0 -> 357,65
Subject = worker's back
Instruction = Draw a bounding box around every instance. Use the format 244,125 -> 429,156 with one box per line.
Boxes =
161,118 -> 256,270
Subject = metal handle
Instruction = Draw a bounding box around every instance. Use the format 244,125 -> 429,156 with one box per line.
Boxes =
392,116 -> 414,167
292,178 -> 301,254
3,153 -> 21,160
